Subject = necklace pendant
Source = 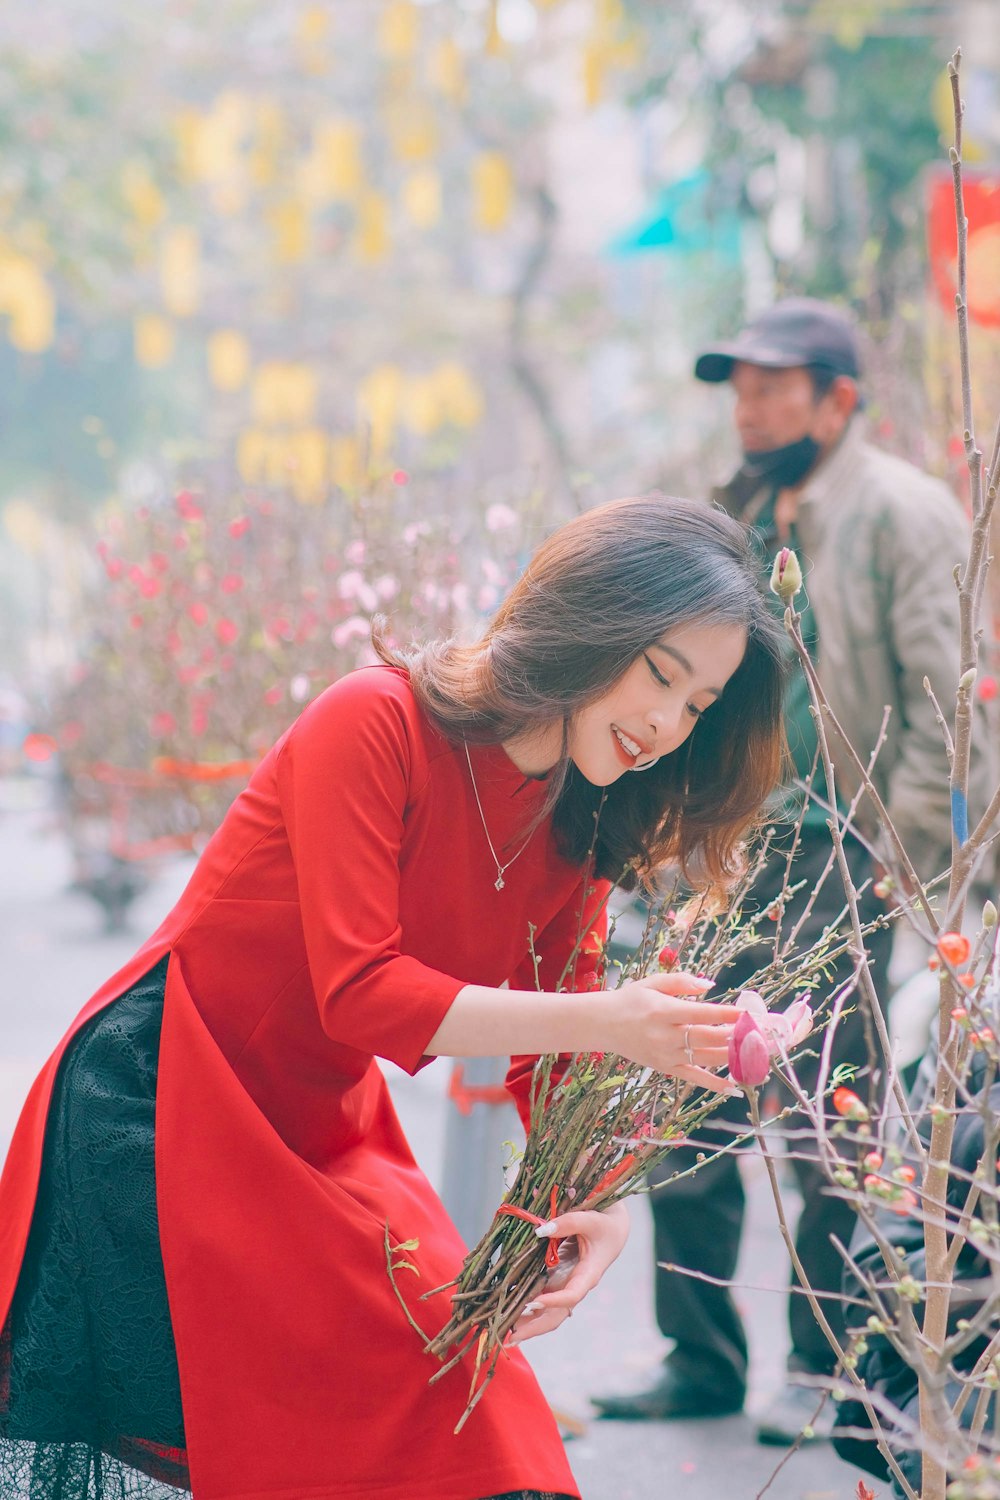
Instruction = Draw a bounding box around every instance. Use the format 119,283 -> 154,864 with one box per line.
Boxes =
494,874 -> 505,892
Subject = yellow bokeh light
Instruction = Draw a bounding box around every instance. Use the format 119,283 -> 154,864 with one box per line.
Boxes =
402,169 -> 441,229
121,161 -> 166,230
378,1 -> 418,59
250,101 -> 288,187
288,428 -> 330,504
358,364 -> 404,454
297,6 -> 329,44
473,152 -> 513,232
133,313 -> 175,369
0,249 -> 56,353
236,427 -> 268,484
313,119 -> 365,202
270,199 -> 311,263
4,499 -> 47,555
582,41 -> 606,107
430,38 -> 466,103
160,226 -> 201,318
208,330 -> 251,393
355,190 -> 390,262
435,361 -> 484,428
330,434 -> 364,492
251,362 -> 318,426
386,100 -> 439,163
401,375 -> 443,435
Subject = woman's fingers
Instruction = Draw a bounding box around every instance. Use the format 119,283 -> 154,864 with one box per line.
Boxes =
684,1046 -> 731,1068
539,1206 -> 629,1245
511,1204 -> 630,1337
641,975 -> 741,1026
644,971 -> 715,997
666,998 -> 741,1024
508,1304 -> 571,1345
672,1063 -> 742,1096
685,1023 -> 736,1049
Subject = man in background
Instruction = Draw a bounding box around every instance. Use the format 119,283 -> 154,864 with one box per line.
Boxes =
593,298 -> 992,1444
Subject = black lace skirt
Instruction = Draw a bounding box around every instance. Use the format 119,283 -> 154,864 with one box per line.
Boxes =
0,961 -> 572,1500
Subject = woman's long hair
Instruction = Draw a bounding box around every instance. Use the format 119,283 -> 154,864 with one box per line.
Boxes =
375,494 -> 787,890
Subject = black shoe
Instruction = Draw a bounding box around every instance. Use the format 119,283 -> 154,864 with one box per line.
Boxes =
755,1381 -> 835,1445
591,1368 -> 744,1422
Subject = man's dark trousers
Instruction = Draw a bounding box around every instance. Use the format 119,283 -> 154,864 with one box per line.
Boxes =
648,827 -> 893,1402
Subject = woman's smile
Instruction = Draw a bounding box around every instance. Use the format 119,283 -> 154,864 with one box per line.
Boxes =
611,724 -> 652,766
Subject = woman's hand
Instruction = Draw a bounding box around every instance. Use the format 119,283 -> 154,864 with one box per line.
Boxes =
508,1202 -> 630,1345
612,970 -> 741,1095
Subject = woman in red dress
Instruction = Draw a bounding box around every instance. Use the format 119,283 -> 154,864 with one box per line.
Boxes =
0,495 -> 785,1500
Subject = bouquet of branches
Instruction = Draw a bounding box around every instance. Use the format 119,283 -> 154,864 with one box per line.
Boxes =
407,846 -> 888,1431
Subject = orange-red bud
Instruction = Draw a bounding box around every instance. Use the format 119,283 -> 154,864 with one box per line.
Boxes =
937,932 -> 971,966
833,1087 -> 869,1122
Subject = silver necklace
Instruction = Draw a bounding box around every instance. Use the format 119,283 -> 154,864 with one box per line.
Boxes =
463,740 -> 536,891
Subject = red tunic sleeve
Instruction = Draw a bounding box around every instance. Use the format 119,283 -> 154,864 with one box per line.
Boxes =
504,874 -> 610,1133
274,671 -> 466,1074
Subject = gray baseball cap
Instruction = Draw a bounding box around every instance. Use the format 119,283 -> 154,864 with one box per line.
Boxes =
694,297 -> 861,383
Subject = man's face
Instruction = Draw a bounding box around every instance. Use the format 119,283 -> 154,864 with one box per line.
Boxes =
729,361 -> 843,454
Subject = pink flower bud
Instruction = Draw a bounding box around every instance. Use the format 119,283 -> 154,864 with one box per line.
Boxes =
728,1010 -> 771,1086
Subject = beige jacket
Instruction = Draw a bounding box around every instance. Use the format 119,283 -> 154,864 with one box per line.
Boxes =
715,418 -> 996,887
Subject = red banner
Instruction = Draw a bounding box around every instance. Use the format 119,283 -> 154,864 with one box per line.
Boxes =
927,165 -> 1000,328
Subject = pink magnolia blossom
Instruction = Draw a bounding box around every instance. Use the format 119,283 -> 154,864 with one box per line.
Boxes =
728,1010 -> 771,1086
728,989 -> 813,1087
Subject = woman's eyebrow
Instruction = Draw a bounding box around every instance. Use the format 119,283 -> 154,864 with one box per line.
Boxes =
650,642 -> 723,699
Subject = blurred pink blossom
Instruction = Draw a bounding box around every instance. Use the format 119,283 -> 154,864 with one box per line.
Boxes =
485,503 -> 517,533
332,615 -> 370,649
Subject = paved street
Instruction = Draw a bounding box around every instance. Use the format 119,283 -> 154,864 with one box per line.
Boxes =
0,781 -> 874,1499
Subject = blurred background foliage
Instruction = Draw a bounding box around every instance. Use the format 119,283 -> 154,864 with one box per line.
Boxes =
0,0 -> 998,842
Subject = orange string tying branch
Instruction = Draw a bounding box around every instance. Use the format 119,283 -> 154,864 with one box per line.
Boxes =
581,1152 -> 637,1208
496,1183 -> 562,1268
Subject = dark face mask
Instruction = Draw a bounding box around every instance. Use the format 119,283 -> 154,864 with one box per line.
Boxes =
739,433 -> 821,489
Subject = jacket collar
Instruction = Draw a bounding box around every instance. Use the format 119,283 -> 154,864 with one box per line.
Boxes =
713,416 -> 866,552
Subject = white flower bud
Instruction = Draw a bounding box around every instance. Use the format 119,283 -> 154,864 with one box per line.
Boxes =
769,546 -> 802,604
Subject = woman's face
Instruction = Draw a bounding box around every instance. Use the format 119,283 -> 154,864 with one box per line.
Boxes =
567,619 -> 747,786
